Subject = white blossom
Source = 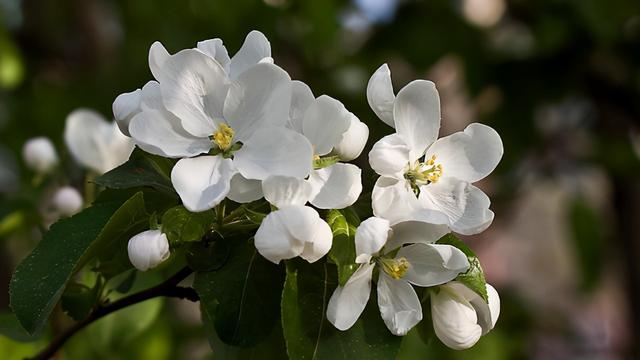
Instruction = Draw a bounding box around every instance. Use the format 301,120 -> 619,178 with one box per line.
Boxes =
64,109 -> 135,174
367,64 -> 503,234
430,282 -> 500,350
127,230 -> 170,271
326,216 -> 469,335
51,186 -> 83,217
22,137 -> 59,174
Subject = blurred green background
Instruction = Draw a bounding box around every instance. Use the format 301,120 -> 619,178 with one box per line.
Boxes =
1,0 -> 640,358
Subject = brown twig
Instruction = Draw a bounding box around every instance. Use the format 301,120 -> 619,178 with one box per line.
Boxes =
28,267 -> 198,360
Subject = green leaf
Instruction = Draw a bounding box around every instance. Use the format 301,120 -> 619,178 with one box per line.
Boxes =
437,234 -> 488,301
0,312 -> 42,343
9,192 -> 147,334
194,238 -> 284,347
95,148 -> 176,194
313,155 -> 341,169
185,234 -> 230,272
326,209 -> 359,286
161,205 -> 214,245
61,280 -> 102,321
281,260 -> 402,360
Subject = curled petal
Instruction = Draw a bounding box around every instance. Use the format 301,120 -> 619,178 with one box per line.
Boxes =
262,175 -> 313,208
398,244 -> 469,287
302,95 -> 352,156
149,41 -> 170,81
196,38 -> 231,73
170,156 -> 236,212
355,217 -> 391,263
229,30 -> 271,79
367,63 -> 395,128
430,283 -> 483,350
377,274 -> 422,336
368,134 -> 410,178
332,115 -> 369,161
299,217 -> 333,263
384,216 -> 449,250
227,173 -> 263,203
371,177 -> 421,224
327,263 -> 374,331
308,163 -> 362,210
113,88 -> 142,136
288,80 -> 314,133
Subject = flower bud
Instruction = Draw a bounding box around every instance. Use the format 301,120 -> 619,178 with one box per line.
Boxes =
430,282 -> 500,350
332,116 -> 369,161
52,186 -> 83,217
22,137 -> 59,174
112,88 -> 142,137
127,230 -> 170,271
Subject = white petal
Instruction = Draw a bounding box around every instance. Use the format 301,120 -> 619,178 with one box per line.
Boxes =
420,180 -> 494,235
332,115 -> 369,161
368,133 -> 410,178
148,41 -> 170,81
299,96 -> 351,155
262,176 -> 312,208
384,217 -> 450,251
196,38 -> 231,73
234,125 -> 313,180
156,49 -> 229,137
430,284 -> 482,350
22,137 -> 59,173
327,263 -> 374,331
425,123 -> 503,183
64,109 -> 134,174
486,284 -> 501,330
355,217 -> 390,263
398,244 -> 469,287
229,30 -> 271,79
254,205 -> 321,263
288,80 -> 314,133
393,80 -> 441,161
223,62 -> 292,140
371,177 -> 421,224
52,186 -> 83,217
308,163 -> 362,209
226,173 -> 263,203
299,216 -> 333,263
377,274 -> 422,336
127,230 -> 170,271
139,80 -> 164,111
447,282 -> 500,336
113,88 -> 142,136
129,109 -> 211,158
170,156 -> 236,212
366,63 -> 395,128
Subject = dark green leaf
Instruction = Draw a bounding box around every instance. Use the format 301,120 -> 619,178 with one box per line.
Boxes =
281,260 -> 402,360
61,280 -> 101,321
161,205 -> 214,245
437,234 -> 488,301
95,148 -> 176,194
0,312 -> 42,342
194,238 -> 284,347
326,209 -> 359,286
9,200 -> 124,334
186,236 -> 230,272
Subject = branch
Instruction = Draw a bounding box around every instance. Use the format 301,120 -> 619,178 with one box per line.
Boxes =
28,267 -> 198,360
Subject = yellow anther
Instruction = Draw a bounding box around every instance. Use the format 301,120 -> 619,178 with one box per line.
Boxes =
313,154 -> 321,161
379,257 -> 411,279
212,123 -> 235,151
426,154 -> 437,166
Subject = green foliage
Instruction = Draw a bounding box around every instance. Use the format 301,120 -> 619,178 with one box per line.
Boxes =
281,260 -> 402,360
0,312 -> 42,343
194,238 -> 284,348
326,209 -> 359,286
185,235 -> 230,272
95,149 -> 176,195
61,280 -> 103,321
437,234 -> 488,302
161,205 -> 215,245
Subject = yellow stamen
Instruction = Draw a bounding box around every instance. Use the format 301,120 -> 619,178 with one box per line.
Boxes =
212,123 -> 235,151
379,257 -> 410,279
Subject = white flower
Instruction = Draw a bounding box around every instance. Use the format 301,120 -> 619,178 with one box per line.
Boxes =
52,186 -> 83,217
430,282 -> 500,350
326,216 -> 469,336
287,80 -> 367,209
254,176 -> 332,263
127,230 -> 170,271
112,88 -> 141,137
126,45 -> 312,212
22,137 -> 59,174
64,109 -> 135,174
367,64 -> 503,234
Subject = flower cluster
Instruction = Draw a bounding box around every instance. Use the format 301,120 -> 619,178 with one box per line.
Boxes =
109,31 -> 503,349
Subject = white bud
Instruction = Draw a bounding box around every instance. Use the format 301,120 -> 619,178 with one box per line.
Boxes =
52,186 -> 83,216
112,88 -> 142,137
127,230 -> 170,271
430,282 -> 500,350
22,137 -> 59,173
333,115 -> 369,161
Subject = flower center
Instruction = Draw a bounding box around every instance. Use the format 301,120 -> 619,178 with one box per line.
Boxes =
404,155 -> 443,195
378,257 -> 410,279
212,123 -> 235,151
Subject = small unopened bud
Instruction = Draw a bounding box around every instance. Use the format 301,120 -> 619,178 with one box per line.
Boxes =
22,137 -> 59,173
127,230 -> 170,271
52,186 -> 83,216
